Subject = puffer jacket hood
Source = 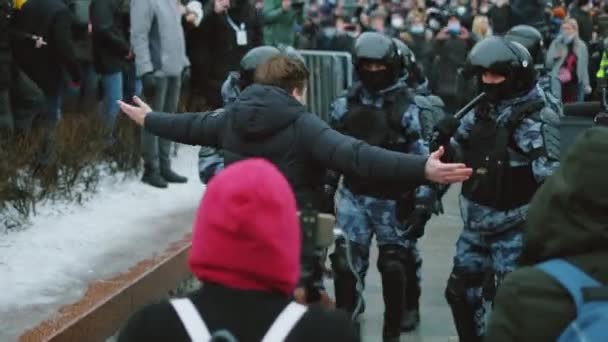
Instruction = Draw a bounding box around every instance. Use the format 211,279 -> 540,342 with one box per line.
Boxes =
520,126 -> 608,265
228,84 -> 306,140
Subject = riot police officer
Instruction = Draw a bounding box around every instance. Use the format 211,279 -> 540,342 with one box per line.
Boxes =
505,25 -> 563,116
199,45 -> 282,183
329,32 -> 437,341
436,36 -> 561,342
392,38 -> 430,95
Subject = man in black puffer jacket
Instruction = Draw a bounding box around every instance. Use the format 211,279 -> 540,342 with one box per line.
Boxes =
119,55 -> 473,303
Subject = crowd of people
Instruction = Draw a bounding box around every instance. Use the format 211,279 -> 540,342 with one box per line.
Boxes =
2,0 -> 608,341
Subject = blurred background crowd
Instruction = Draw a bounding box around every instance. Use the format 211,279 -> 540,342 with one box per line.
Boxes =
1,0 -> 608,163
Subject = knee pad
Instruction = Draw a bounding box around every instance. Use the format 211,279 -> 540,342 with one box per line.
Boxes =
377,245 -> 407,276
330,240 -> 353,275
445,271 -> 485,304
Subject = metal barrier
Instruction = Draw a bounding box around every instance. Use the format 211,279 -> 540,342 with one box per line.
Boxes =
299,50 -> 353,122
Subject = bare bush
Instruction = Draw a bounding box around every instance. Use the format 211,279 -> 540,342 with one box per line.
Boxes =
0,113 -> 142,231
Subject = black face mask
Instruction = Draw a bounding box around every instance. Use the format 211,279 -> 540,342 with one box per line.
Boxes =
480,78 -> 514,103
359,69 -> 394,93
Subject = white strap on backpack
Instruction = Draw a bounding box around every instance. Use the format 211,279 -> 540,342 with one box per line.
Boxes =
170,299 -> 308,342
170,298 -> 211,342
261,302 -> 308,342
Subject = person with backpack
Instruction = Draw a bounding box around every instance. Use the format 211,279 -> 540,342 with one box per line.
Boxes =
117,158 -> 359,342
485,125 -> 608,342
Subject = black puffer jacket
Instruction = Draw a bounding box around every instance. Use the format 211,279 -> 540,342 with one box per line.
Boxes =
144,84 -> 428,210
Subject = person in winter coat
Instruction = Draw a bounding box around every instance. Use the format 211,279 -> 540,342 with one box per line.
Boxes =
0,0 -> 13,136
117,158 -> 359,342
485,126 -> 608,342
65,0 -> 98,113
487,0 -> 510,35
509,0 -> 550,40
131,0 -> 191,188
431,14 -> 474,113
262,0 -> 304,47
90,0 -> 134,141
546,18 -> 591,103
10,0 -> 82,126
186,0 -> 262,110
118,55 -> 473,303
568,0 -> 593,45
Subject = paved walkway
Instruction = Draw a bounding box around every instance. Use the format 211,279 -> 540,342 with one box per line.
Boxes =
327,186 -> 462,342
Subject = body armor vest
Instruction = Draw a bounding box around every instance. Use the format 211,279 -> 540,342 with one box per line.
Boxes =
338,84 -> 416,199
461,100 -> 545,211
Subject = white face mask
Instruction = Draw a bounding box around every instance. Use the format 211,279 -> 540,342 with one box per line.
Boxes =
391,16 -> 405,29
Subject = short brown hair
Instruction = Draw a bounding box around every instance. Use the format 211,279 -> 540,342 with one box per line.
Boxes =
254,55 -> 309,94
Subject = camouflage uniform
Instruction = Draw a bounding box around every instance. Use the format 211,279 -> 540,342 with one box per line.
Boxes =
330,81 -> 434,308
449,85 -> 560,336
197,73 -> 240,183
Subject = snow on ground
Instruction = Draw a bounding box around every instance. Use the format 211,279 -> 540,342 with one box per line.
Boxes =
0,145 -> 204,341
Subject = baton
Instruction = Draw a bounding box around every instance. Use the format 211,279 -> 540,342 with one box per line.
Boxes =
453,91 -> 487,120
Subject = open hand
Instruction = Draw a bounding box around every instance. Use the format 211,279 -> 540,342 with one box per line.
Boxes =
425,146 -> 472,184
117,96 -> 152,127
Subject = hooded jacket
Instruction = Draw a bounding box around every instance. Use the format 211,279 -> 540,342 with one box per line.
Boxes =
118,159 -> 358,342
144,84 -> 428,210
485,127 -> 608,342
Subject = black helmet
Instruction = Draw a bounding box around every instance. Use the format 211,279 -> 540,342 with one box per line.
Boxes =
239,46 -> 281,89
392,38 -> 416,77
354,32 -> 401,93
505,25 -> 544,65
464,36 -> 537,102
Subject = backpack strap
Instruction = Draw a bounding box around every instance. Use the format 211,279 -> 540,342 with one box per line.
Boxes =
537,259 -> 602,314
170,298 -> 212,342
261,302 -> 308,342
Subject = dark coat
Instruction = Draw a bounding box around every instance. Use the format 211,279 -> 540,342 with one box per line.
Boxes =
11,0 -> 81,94
432,29 -> 473,99
488,4 -> 511,35
0,0 -> 12,89
485,127 -> 608,342
187,0 -> 263,108
90,0 -> 130,74
569,7 -> 593,45
117,282 -> 358,342
144,84 -> 428,210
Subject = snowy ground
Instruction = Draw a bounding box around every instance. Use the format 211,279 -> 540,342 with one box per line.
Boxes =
0,145 -> 204,341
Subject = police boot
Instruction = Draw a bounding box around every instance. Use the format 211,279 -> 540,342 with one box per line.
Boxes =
445,272 -> 483,342
402,257 -> 421,332
330,242 -> 361,317
378,245 -> 406,342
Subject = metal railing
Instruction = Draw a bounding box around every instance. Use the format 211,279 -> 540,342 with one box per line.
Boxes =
299,50 -> 353,122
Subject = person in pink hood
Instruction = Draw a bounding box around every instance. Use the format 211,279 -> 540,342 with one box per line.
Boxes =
118,158 -> 358,342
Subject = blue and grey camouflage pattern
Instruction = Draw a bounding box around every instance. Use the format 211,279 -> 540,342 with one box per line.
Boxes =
331,82 -> 434,290
538,75 -> 563,116
335,185 -> 419,282
198,73 -> 241,183
453,227 -> 523,336
452,85 -> 560,233
221,72 -> 241,106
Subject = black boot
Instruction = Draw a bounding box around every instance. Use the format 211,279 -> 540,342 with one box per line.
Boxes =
400,308 -> 420,332
378,246 -> 407,342
402,257 -> 421,332
142,170 -> 168,188
161,168 -> 188,183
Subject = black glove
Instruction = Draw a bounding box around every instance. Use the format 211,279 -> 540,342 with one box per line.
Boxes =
432,116 -> 460,146
141,72 -> 158,99
402,206 -> 431,240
